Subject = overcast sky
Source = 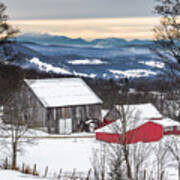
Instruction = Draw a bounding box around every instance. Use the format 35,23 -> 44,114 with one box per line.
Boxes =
5,0 -> 159,40
5,0 -> 155,20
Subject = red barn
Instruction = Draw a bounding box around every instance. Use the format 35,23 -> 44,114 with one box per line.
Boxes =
96,104 -> 180,144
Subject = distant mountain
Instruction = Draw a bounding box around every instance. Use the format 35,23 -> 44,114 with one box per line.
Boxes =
0,40 -> 177,80
16,33 -> 154,48
17,33 -> 89,47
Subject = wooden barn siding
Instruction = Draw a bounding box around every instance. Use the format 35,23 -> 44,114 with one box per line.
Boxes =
46,104 -> 102,133
19,83 -> 47,127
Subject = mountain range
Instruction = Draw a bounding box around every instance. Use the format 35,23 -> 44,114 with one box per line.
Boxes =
17,33 -> 154,48
0,33 -> 177,80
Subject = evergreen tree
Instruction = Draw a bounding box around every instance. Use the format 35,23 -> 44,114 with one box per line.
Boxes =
0,1 -> 19,41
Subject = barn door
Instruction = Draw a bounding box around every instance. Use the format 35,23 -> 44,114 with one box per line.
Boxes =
59,118 -> 72,134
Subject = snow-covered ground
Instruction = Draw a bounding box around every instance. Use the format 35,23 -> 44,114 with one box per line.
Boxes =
29,57 -> 71,75
109,69 -> 157,78
0,109 -> 179,179
19,138 -> 97,177
0,136 -> 179,180
0,170 -> 46,180
68,59 -> 108,65
138,60 -> 165,69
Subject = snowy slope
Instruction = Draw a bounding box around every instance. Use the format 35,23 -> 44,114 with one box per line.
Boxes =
0,40 -> 178,80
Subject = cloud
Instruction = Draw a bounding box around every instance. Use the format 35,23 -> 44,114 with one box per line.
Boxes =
10,17 -> 160,40
6,0 -> 155,20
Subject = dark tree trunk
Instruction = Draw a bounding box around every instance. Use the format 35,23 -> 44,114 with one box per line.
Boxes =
12,142 -> 17,169
123,145 -> 132,180
178,163 -> 180,180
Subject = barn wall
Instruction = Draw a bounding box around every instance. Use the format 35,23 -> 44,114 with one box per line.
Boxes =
22,84 -> 47,127
46,104 -> 102,134
96,122 -> 163,144
3,83 -> 47,128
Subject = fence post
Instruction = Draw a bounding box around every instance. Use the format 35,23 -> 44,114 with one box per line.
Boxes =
33,164 -> 37,176
143,169 -> 146,180
43,166 -> 48,178
57,168 -> 63,179
4,157 -> 8,169
160,171 -> 164,180
22,163 -> 25,173
86,169 -> 92,180
71,168 -> 76,179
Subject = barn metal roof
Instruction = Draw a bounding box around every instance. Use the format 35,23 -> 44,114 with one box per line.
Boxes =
24,78 -> 103,108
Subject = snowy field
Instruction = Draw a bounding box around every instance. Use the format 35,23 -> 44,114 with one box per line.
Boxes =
0,137 -> 99,179
0,170 -> 47,180
18,138 -> 97,176
0,136 -> 179,180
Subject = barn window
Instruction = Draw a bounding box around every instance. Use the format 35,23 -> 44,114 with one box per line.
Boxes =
164,126 -> 173,132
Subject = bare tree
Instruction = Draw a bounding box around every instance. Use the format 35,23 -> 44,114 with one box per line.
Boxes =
112,105 -> 154,180
91,144 -> 107,180
153,0 -> 180,66
153,0 -> 180,124
166,136 -> 180,180
95,104 -> 153,180
0,88 -> 37,169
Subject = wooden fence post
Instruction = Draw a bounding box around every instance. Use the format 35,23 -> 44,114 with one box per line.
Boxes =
4,157 -> 8,169
143,169 -> 146,180
22,163 -> 25,173
86,169 -> 92,180
71,168 -> 76,179
57,168 -> 62,179
33,163 -> 37,176
43,166 -> 48,178
160,171 -> 164,180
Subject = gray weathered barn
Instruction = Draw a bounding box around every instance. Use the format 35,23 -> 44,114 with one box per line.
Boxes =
4,78 -> 103,134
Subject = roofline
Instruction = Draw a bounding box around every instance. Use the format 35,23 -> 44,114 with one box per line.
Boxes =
24,77 -> 84,82
46,103 -> 102,109
24,78 -> 103,108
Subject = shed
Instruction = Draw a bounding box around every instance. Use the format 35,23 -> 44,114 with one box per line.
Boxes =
96,104 -> 180,144
96,118 -> 180,144
104,103 -> 163,124
3,78 -> 103,134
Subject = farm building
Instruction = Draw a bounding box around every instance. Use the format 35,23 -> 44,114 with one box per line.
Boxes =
104,103 -> 163,123
96,103 -> 180,144
3,78 -> 103,134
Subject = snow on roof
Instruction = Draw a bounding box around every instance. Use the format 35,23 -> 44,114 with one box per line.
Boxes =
96,118 -> 147,133
97,103 -> 163,133
101,109 -> 109,119
96,117 -> 180,134
154,118 -> 180,127
115,103 -> 162,120
25,78 -> 103,108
